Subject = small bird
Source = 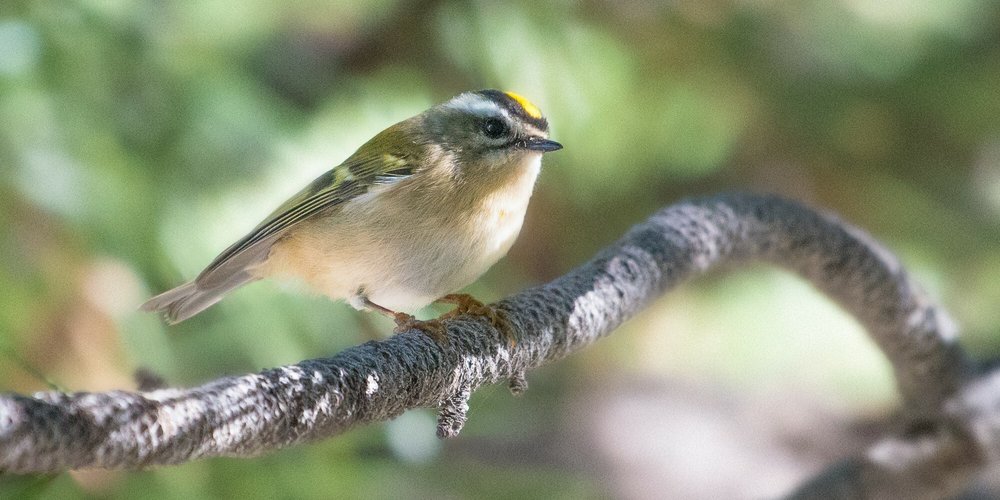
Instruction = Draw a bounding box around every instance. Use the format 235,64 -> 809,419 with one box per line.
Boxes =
142,90 -> 562,342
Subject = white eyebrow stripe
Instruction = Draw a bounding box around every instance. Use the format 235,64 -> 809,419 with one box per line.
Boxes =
446,93 -> 509,119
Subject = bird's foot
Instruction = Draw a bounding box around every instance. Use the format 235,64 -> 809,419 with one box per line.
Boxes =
361,295 -> 449,345
392,312 -> 449,345
436,294 -> 516,346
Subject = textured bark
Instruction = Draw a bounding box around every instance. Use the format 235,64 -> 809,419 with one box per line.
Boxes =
0,193 -> 993,497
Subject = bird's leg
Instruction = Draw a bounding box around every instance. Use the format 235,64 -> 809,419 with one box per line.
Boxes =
436,294 -> 516,346
361,297 -> 447,345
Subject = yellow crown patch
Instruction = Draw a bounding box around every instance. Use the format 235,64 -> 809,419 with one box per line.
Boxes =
504,91 -> 543,120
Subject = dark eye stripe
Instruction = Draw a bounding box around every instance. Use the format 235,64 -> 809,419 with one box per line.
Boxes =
485,138 -> 525,152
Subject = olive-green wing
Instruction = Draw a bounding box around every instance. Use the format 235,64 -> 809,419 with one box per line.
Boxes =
194,137 -> 416,288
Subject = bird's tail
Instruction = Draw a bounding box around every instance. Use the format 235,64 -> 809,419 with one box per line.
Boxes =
140,271 -> 257,324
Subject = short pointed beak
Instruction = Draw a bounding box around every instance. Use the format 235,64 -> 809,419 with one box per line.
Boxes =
523,137 -> 563,152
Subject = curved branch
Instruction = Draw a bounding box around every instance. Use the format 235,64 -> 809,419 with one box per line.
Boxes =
0,193 -> 973,479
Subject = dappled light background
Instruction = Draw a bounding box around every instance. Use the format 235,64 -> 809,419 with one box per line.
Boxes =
2,0 -> 1000,497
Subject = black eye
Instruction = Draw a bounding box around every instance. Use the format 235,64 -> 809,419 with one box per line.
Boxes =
481,117 -> 509,139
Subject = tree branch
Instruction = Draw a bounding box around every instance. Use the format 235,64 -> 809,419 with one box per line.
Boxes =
0,193 -> 990,497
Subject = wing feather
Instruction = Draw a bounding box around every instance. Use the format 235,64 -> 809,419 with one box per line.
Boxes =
195,126 -> 419,288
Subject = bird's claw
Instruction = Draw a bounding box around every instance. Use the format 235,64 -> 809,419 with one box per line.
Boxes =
437,294 -> 516,347
393,313 -> 449,345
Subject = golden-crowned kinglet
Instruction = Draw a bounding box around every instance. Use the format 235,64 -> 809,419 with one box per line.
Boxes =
142,90 -> 561,341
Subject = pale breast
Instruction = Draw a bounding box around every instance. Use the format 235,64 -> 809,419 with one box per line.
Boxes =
467,163 -> 539,275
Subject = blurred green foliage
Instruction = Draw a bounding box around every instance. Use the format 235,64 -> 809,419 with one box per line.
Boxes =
2,0 -> 1000,497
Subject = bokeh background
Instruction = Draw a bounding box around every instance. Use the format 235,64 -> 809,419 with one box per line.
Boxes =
2,0 -> 1000,498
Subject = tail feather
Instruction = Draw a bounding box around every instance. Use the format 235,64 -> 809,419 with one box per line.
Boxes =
143,233 -> 278,324
141,271 -> 257,324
